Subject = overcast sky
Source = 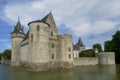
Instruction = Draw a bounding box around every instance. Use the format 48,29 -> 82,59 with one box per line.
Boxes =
0,0 -> 120,52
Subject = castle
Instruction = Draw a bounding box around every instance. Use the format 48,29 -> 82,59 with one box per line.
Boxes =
11,12 -> 115,71
11,12 -> 75,71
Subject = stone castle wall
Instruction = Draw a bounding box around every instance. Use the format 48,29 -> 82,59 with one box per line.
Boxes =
74,52 -> 115,67
98,52 -> 115,65
74,57 -> 98,66
28,22 -> 50,71
20,39 -> 29,67
49,38 -> 59,69
58,34 -> 73,68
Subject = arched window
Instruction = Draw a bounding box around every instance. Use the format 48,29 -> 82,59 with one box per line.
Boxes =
37,25 -> 40,31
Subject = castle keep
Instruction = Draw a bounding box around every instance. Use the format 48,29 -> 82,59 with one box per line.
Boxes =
11,12 -> 115,71
11,12 -> 73,71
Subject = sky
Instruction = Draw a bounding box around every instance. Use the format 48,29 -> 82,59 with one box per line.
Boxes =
0,0 -> 120,53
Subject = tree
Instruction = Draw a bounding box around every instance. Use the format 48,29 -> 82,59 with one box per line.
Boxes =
104,40 -> 114,52
104,31 -> 120,63
79,49 -> 95,57
2,49 -> 11,60
111,31 -> 120,63
93,43 -> 103,52
0,53 -> 2,60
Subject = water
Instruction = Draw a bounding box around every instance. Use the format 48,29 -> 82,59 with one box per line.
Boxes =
0,65 -> 120,80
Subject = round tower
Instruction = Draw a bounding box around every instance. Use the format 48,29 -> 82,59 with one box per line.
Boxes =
28,21 -> 50,71
11,18 -> 25,66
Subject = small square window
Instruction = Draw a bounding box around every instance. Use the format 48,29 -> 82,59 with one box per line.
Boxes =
31,34 -> 33,42
69,47 -> 71,52
52,43 -> 54,48
51,31 -> 53,36
69,54 -> 71,59
52,54 -> 54,59
37,25 -> 40,31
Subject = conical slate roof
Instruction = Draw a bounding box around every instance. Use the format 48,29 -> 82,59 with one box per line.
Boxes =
28,12 -> 58,33
78,37 -> 84,46
12,17 -> 24,34
41,12 -> 58,33
73,37 -> 85,50
40,12 -> 51,22
28,12 -> 53,25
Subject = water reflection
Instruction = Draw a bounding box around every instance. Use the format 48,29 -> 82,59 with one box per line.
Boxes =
116,65 -> 120,80
0,65 -> 120,80
73,65 -> 117,80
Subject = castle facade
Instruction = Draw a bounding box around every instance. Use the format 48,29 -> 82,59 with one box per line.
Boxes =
11,12 -> 74,71
11,12 -> 115,71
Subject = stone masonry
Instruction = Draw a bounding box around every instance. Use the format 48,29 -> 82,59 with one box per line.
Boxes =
11,12 -> 74,71
11,12 -> 115,71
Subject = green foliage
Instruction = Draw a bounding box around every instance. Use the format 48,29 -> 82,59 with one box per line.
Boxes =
104,40 -> 114,52
79,50 -> 95,57
104,31 -> 120,63
2,49 -> 11,60
112,31 -> 120,63
93,43 -> 103,52
0,53 -> 2,60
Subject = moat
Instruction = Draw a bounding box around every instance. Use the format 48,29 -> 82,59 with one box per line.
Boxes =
0,65 -> 120,80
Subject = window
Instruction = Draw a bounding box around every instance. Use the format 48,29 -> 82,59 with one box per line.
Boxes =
37,25 -> 40,31
69,54 -> 71,59
52,54 -> 54,59
51,31 -> 53,36
52,43 -> 54,48
69,47 -> 71,52
31,34 -> 33,42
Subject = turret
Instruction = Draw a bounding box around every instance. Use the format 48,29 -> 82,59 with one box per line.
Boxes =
11,17 -> 25,66
77,37 -> 85,51
28,20 -> 50,71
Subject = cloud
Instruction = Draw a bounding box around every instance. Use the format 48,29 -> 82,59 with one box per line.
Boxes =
2,0 -> 120,48
69,20 -> 119,37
